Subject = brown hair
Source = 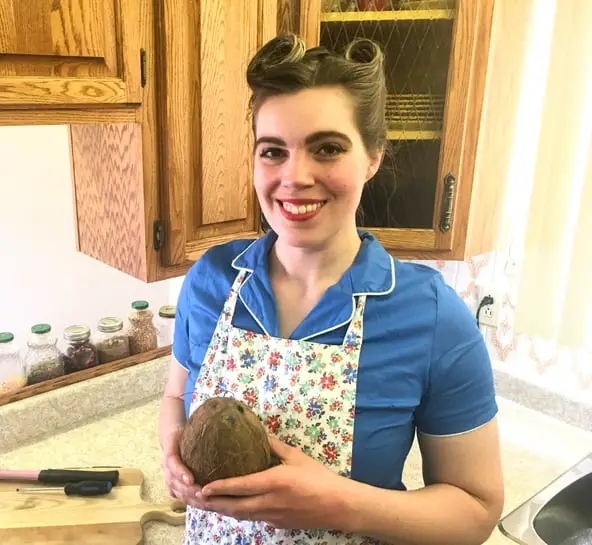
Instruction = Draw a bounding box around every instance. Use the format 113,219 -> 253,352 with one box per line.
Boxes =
246,33 -> 387,157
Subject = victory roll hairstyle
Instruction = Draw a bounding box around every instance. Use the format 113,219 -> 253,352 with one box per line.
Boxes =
245,33 -> 388,156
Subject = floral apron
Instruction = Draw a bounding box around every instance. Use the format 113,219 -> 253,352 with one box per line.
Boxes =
184,270 -> 375,545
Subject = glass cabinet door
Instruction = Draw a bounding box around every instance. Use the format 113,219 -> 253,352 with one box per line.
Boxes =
318,0 -> 459,251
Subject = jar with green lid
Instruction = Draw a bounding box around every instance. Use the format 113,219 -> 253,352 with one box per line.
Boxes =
128,300 -> 157,355
24,324 -> 64,384
61,325 -> 98,373
0,332 -> 26,394
95,317 -> 130,363
156,305 -> 176,347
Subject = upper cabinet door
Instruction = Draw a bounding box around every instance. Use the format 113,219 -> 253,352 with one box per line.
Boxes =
157,0 -> 277,267
0,0 -> 146,106
300,0 -> 495,257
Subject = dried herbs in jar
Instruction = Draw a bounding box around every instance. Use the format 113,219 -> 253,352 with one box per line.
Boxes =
128,300 -> 157,355
24,324 -> 64,385
96,317 -> 130,363
62,325 -> 99,373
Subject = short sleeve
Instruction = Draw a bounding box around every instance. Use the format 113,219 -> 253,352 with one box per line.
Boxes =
172,267 -> 194,370
415,275 -> 498,436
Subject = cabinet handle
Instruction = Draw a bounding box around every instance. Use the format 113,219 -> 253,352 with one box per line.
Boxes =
438,174 -> 456,232
140,49 -> 147,88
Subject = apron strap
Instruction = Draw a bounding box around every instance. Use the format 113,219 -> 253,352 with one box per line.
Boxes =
217,269 -> 249,331
342,294 -> 367,346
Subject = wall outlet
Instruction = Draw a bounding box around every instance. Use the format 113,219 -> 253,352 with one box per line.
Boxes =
504,258 -> 519,277
477,286 -> 501,328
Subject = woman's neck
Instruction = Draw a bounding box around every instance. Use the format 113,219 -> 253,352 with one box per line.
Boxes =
269,226 -> 362,292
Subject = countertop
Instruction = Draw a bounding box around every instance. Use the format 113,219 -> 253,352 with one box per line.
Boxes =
2,390 -> 592,544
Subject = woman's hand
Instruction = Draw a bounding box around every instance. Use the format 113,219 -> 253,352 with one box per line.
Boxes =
161,426 -> 203,506
199,436 -> 352,530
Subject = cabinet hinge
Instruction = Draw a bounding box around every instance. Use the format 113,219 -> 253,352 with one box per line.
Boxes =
153,221 -> 165,251
140,49 -> 147,87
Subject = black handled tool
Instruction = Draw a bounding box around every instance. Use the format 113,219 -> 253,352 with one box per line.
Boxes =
0,468 -> 119,485
38,469 -> 119,485
17,480 -> 113,497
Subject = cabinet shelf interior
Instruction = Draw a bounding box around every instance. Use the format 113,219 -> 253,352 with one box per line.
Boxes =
387,130 -> 442,140
385,93 -> 445,132
360,139 -> 441,229
321,9 -> 454,22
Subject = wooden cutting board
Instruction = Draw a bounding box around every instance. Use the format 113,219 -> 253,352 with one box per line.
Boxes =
0,467 -> 186,544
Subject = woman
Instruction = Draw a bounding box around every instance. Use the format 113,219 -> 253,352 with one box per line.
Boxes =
159,34 -> 504,545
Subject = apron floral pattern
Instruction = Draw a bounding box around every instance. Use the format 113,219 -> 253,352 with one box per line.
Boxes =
184,270 -> 377,544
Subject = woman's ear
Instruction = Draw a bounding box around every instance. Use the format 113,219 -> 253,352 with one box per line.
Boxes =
366,146 -> 385,181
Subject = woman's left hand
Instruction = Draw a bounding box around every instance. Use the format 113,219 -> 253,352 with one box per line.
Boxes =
199,436 -> 351,530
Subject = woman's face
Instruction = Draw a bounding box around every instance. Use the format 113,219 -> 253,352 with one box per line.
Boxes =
253,86 -> 382,249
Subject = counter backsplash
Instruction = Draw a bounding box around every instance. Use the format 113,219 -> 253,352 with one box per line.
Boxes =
412,251 -> 592,407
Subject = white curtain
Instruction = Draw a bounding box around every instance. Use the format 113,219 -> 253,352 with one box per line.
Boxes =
512,0 -> 592,350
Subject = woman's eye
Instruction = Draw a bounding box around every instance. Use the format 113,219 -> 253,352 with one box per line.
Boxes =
259,147 -> 286,160
316,143 -> 345,157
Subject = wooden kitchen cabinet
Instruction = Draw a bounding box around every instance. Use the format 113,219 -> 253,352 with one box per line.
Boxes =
0,0 -> 275,283
0,0 -> 528,282
0,0 -> 147,106
290,0 -> 517,260
67,0 -> 276,282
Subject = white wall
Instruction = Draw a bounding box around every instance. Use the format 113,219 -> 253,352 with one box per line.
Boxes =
0,125 -> 185,353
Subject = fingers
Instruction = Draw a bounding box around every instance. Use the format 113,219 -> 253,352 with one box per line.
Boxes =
202,469 -> 276,498
268,435 -> 292,459
161,427 -> 207,508
201,495 -> 264,522
168,452 -> 194,486
163,454 -> 204,508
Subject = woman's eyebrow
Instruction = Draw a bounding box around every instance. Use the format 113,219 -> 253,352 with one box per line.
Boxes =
255,131 -> 352,148
255,136 -> 286,147
305,131 -> 352,145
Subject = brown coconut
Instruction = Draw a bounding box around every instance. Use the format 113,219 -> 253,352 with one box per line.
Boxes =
179,397 -> 275,486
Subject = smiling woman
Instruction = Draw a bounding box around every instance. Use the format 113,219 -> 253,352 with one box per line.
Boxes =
253,86 -> 382,251
159,33 -> 504,545
250,36 -> 387,244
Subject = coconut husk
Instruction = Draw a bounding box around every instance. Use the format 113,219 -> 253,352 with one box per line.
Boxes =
179,396 -> 276,486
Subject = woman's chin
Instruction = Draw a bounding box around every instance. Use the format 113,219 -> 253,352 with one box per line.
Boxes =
271,222 -> 326,249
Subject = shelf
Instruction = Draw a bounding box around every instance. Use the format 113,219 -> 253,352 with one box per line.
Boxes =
387,130 -> 442,140
321,9 -> 455,22
0,345 -> 172,407
386,93 -> 445,132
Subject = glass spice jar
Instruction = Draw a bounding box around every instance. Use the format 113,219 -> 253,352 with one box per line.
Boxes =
95,317 -> 130,364
24,324 -> 64,385
156,305 -> 176,347
128,300 -> 158,355
62,325 -> 99,373
0,332 -> 27,395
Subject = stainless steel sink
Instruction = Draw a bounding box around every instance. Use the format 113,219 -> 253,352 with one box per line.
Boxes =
499,453 -> 592,545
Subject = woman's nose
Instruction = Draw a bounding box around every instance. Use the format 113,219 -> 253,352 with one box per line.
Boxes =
280,153 -> 315,187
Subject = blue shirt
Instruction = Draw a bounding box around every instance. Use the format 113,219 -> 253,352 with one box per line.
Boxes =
173,230 -> 498,491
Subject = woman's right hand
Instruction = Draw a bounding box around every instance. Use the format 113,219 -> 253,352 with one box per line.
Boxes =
161,426 -> 203,506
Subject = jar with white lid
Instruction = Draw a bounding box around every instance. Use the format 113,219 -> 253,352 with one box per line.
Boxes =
62,325 -> 99,373
95,317 -> 130,363
156,305 -> 176,347
0,332 -> 27,394
24,324 -> 64,384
